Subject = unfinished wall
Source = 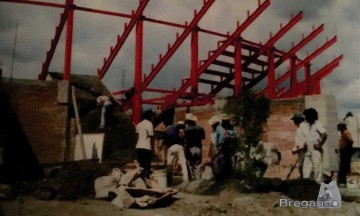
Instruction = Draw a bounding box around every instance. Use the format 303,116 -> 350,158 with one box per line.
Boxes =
305,95 -> 339,173
263,97 -> 306,166
2,79 -> 68,164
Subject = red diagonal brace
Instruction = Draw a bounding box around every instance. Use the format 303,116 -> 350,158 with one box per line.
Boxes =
141,0 -> 215,90
97,0 -> 149,79
0,0 -> 65,8
257,12 -> 303,57
209,11 -> 303,96
254,36 -> 337,96
279,55 -> 343,98
161,0 -> 270,109
274,36 -> 337,86
276,24 -> 324,66
38,9 -> 68,80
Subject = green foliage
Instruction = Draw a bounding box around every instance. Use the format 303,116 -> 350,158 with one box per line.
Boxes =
222,90 -> 271,180
223,90 -> 270,146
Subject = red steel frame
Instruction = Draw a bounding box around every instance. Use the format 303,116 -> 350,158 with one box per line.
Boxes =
1,0 -> 343,123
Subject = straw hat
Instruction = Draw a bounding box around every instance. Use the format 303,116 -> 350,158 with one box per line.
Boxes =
177,120 -> 185,125
220,114 -> 231,121
185,113 -> 198,122
208,116 -> 221,125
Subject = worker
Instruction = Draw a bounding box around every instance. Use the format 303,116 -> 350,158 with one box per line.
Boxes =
135,110 -> 154,179
302,108 -> 328,183
336,122 -> 354,187
213,114 -> 237,182
291,113 -> 309,179
163,120 -> 188,184
208,115 -> 221,159
96,95 -> 112,128
184,113 -> 205,180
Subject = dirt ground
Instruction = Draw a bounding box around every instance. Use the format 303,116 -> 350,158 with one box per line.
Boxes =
1,189 -> 360,216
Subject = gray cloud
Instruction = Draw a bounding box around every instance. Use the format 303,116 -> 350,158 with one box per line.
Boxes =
270,0 -> 336,21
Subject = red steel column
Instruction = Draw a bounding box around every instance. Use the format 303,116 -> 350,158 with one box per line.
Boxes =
234,39 -> 242,96
305,63 -> 311,95
312,80 -> 321,94
267,48 -> 275,99
190,29 -> 199,94
290,56 -> 297,96
133,17 -> 143,124
63,0 -> 74,81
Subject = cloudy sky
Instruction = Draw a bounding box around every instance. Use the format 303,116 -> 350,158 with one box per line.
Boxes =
0,0 -> 359,118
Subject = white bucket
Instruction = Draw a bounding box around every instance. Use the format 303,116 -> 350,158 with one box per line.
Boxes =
152,173 -> 167,190
351,160 -> 360,175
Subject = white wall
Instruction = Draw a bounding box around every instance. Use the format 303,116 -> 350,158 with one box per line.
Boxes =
305,95 -> 339,173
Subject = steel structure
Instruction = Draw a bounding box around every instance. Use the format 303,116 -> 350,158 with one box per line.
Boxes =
1,0 -> 343,123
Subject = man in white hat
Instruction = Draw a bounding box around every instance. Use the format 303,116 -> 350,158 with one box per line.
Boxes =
184,113 -> 205,180
213,114 -> 236,182
96,95 -> 112,128
208,115 -> 221,159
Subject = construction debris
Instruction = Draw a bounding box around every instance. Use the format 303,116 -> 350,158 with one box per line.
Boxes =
94,167 -> 177,209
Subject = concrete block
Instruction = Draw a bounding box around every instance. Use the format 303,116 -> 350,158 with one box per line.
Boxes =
57,80 -> 69,104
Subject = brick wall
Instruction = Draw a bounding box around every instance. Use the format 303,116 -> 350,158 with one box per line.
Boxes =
263,97 -> 305,166
3,79 -> 68,164
175,97 -> 306,178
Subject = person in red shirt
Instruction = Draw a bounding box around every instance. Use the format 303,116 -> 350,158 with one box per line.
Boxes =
336,122 -> 354,186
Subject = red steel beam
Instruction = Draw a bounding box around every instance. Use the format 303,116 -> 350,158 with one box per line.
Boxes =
279,55 -> 343,98
63,0 -> 74,81
267,48 -> 275,98
133,17 -> 144,124
276,24 -> 324,66
0,0 -> 64,8
209,11 -> 303,97
289,56 -> 297,96
161,0 -> 271,109
254,36 -> 337,96
74,5 -> 132,18
141,0 -> 215,90
97,0 -> 149,79
259,12 -> 303,56
234,39 -> 242,96
191,29 -> 199,93
38,8 -> 68,80
277,36 -> 337,85
144,88 -> 176,94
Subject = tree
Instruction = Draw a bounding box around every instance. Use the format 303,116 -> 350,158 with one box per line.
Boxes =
222,90 -> 270,181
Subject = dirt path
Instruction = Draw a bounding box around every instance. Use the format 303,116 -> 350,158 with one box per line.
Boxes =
1,190 -> 359,216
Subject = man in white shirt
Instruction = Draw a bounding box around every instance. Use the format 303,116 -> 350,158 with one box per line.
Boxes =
96,95 -> 112,128
291,113 -> 310,179
135,110 -> 154,179
302,108 -> 328,183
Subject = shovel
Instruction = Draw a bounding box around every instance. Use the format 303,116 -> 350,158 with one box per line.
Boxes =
286,151 -> 305,180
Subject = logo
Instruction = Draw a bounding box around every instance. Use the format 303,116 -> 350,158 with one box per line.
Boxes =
316,181 -> 341,208
279,181 -> 341,208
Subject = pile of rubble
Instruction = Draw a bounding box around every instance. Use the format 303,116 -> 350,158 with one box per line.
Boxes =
94,167 -> 177,209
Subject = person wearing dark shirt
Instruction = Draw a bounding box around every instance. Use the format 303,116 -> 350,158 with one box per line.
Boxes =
336,122 -> 354,186
184,113 -> 205,180
163,120 -> 188,183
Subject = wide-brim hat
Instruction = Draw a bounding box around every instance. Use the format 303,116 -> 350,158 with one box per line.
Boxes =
177,120 -> 185,125
220,114 -> 231,121
291,113 -> 304,120
185,113 -> 198,122
208,116 -> 221,125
